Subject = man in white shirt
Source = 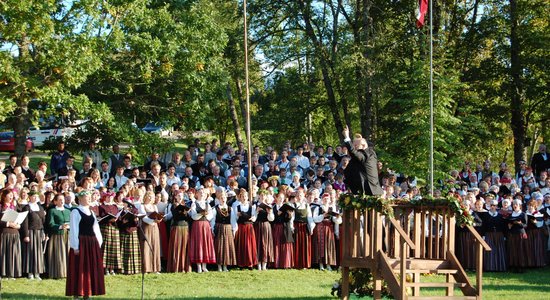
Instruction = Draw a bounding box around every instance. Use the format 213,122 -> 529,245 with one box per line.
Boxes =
114,165 -> 128,188
294,147 -> 310,170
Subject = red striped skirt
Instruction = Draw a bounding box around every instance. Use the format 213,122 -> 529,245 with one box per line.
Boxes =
254,221 -> 274,263
66,235 -> 105,297
272,223 -> 294,269
294,222 -> 311,269
188,220 -> 216,264
312,220 -> 336,265
167,225 -> 191,272
235,223 -> 257,267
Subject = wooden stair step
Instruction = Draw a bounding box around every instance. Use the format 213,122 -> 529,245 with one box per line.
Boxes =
386,258 -> 451,270
408,297 -> 477,300
403,268 -> 458,274
407,282 -> 467,288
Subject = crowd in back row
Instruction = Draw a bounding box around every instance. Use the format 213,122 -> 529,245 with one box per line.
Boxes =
0,139 -> 548,285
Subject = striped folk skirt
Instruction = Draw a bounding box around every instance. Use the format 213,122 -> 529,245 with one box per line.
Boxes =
65,235 -> 105,297
254,221 -> 274,263
120,230 -> 141,274
47,232 -> 69,278
525,227 -> 546,267
22,229 -> 45,275
0,231 -> 22,278
456,230 -> 475,270
294,222 -> 312,269
214,223 -> 237,266
235,223 -> 257,267
100,225 -> 122,270
140,222 -> 161,273
483,231 -> 507,272
272,223 -> 294,269
167,224 -> 191,272
507,233 -> 528,268
312,220 -> 336,266
188,220 -> 216,264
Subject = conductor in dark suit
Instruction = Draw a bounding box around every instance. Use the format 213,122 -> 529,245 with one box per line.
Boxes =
342,126 -> 383,196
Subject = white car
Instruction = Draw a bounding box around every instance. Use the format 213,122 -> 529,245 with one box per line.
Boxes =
28,126 -> 76,147
142,122 -> 172,136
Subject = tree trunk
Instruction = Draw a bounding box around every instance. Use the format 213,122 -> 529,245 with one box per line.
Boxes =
13,99 -> 31,157
509,0 -> 526,171
227,83 -> 243,144
297,0 -> 345,142
235,78 -> 247,127
359,0 -> 374,141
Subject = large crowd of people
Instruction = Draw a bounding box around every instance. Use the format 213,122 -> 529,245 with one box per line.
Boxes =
0,138 -> 548,298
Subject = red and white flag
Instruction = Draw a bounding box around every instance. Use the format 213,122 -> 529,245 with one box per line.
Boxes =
416,0 -> 429,28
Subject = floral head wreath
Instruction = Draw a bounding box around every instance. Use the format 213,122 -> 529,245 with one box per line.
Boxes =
75,190 -> 92,198
28,191 -> 41,196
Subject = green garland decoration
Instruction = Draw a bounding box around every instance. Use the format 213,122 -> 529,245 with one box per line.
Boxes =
338,194 -> 474,226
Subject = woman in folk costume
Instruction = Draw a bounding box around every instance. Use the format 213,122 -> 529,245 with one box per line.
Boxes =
271,192 -> 295,269
138,191 -> 162,274
46,193 -> 71,279
254,189 -> 275,270
117,194 -> 141,275
293,188 -> 315,269
481,199 -> 507,272
312,193 -> 340,271
21,191 -> 46,280
66,189 -> 105,299
154,174 -> 171,263
213,188 -> 237,272
188,188 -> 216,272
0,188 -> 22,279
524,199 -> 546,267
231,188 -> 258,268
98,191 -> 122,275
167,190 -> 192,273
507,199 -> 528,272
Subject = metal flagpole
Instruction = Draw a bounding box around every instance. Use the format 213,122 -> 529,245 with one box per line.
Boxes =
429,0 -> 434,196
243,0 -> 253,199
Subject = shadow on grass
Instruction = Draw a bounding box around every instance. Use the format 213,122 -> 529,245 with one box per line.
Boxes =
2,295 -> 336,300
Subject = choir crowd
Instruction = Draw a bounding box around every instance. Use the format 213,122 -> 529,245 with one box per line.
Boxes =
0,139 -> 548,298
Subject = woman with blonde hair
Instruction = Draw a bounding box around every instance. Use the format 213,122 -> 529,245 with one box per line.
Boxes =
188,188 -> 216,273
213,189 -> 236,272
232,188 -> 257,269
139,191 -> 162,273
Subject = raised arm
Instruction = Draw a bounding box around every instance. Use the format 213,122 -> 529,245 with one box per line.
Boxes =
342,126 -> 367,162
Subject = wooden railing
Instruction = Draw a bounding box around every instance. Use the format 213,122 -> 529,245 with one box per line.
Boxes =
340,204 -> 491,300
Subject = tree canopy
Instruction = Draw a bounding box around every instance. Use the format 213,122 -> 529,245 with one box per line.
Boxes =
1,0 -> 548,180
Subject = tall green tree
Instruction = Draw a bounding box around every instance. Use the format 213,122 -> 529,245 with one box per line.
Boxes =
0,0 -> 112,156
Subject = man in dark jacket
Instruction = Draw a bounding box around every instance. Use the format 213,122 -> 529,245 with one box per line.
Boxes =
531,144 -> 548,180
342,126 -> 383,196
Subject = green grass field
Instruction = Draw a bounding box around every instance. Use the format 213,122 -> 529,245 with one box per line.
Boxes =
2,268 -> 550,299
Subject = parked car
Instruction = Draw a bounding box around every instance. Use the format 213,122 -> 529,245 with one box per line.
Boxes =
142,122 -> 173,136
0,132 -> 34,152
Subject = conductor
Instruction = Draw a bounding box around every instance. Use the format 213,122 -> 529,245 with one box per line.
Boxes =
342,126 -> 383,196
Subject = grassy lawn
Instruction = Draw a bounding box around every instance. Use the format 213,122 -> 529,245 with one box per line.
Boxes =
2,268 -> 550,299
1,269 -> 340,299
